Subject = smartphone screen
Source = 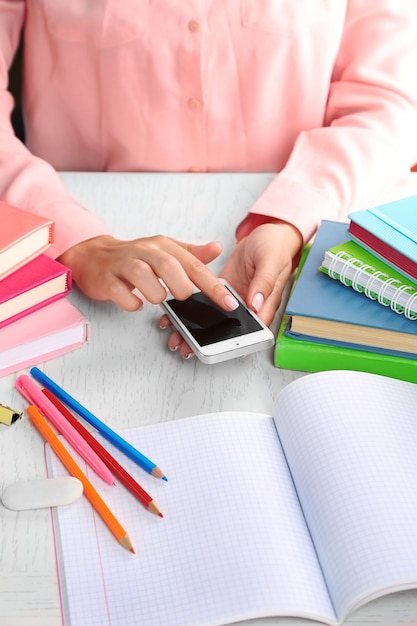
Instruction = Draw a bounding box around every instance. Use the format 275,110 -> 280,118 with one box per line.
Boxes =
163,288 -> 264,346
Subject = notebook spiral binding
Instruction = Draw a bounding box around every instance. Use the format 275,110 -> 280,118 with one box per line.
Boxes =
328,251 -> 417,320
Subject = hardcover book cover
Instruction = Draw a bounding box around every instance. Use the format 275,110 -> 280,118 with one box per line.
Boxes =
275,314 -> 417,383
0,298 -> 89,377
0,254 -> 72,329
0,200 -> 54,279
348,194 -> 417,281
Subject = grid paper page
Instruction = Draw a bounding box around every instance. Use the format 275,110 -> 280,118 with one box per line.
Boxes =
47,412 -> 338,626
274,370 -> 417,622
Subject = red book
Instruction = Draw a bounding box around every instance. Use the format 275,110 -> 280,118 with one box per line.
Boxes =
348,221 -> 417,281
0,254 -> 72,329
348,194 -> 417,282
0,201 -> 54,280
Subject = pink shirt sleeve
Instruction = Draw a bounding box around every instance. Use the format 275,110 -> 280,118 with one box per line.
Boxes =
0,141 -> 111,258
0,2 -> 109,258
246,1 -> 417,244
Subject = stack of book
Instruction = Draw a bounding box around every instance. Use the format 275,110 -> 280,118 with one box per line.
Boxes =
275,194 -> 417,383
0,201 -> 89,377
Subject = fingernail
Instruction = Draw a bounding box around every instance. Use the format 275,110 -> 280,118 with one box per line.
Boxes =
251,292 -> 264,313
223,294 -> 239,311
169,344 -> 179,351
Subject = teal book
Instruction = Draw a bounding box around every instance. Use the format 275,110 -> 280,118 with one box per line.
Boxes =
319,238 -> 417,319
348,194 -> 417,281
279,219 -> 417,362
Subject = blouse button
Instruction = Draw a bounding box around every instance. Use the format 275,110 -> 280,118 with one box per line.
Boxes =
187,98 -> 202,110
188,19 -> 200,33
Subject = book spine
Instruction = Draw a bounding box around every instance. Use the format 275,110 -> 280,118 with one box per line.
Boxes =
326,251 -> 417,320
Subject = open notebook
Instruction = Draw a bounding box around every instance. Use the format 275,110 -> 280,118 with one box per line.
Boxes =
45,370 -> 417,626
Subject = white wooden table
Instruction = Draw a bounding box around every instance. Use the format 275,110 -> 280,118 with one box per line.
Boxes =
0,172 -> 416,626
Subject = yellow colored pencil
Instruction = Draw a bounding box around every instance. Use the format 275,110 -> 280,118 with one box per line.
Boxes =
27,404 -> 135,553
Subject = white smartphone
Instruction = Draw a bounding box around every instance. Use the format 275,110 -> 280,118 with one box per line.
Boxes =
160,280 -> 274,364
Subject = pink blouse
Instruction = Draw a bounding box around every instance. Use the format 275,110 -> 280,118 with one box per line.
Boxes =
1,1 -> 417,257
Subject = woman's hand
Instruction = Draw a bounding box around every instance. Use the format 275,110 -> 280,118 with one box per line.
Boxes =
220,220 -> 302,326
160,220 -> 303,358
58,234 -> 239,312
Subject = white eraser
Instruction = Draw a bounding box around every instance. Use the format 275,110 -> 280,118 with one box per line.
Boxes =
1,476 -> 84,510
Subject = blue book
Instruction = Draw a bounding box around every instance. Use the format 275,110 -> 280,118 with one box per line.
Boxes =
348,194 -> 417,281
285,220 -> 417,358
275,315 -> 417,383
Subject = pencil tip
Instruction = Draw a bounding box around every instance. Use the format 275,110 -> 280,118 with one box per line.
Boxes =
151,466 -> 168,480
121,536 -> 135,552
130,547 -> 136,554
148,501 -> 164,517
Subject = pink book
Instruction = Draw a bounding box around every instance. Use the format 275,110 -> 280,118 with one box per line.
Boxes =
0,254 -> 72,329
0,200 -> 54,280
0,298 -> 89,377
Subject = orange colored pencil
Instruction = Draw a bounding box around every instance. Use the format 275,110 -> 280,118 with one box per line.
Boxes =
27,404 -> 135,553
42,388 -> 163,517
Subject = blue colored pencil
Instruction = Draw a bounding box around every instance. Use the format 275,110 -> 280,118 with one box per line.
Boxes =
30,367 -> 168,481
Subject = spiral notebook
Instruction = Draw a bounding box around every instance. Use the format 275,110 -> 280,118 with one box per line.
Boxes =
319,238 -> 417,319
46,370 -> 417,626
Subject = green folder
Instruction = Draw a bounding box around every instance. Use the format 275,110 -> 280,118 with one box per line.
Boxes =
275,313 -> 417,383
